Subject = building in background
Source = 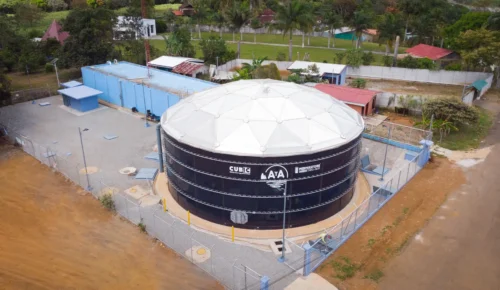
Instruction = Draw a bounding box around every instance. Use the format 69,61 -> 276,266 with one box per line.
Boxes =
41,20 -> 70,45
114,16 -> 156,40
405,44 -> 460,63
81,61 -> 217,117
148,56 -> 206,78
287,61 -> 347,85
314,84 -> 378,116
258,8 -> 276,24
322,27 -> 378,42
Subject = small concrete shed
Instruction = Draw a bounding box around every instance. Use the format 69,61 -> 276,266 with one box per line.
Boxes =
58,86 -> 102,112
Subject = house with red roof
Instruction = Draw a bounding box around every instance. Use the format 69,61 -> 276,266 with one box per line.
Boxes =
314,84 -> 379,116
405,44 -> 459,62
41,20 -> 70,45
258,8 -> 276,24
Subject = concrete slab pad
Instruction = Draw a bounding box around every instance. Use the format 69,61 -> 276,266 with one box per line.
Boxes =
103,134 -> 118,140
144,152 -> 159,161
139,194 -> 161,206
42,151 -> 56,158
58,104 -> 108,116
285,273 -> 338,290
39,102 -> 51,106
135,168 -> 158,179
125,185 -> 150,200
185,246 -> 211,264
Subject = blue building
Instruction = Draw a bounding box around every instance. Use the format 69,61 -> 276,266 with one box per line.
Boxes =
287,61 -> 348,85
58,86 -> 102,112
81,61 -> 218,117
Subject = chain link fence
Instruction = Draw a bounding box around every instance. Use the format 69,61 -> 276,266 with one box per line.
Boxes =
0,122 -> 265,290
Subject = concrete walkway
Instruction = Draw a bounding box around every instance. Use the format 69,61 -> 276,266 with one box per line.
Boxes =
379,99 -> 500,290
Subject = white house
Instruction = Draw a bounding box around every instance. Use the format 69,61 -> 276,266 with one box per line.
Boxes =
114,16 -> 156,40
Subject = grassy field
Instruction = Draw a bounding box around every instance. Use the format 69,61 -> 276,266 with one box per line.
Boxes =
171,31 -> 406,54
436,107 -> 493,150
8,68 -> 82,92
149,39 -> 387,65
115,3 -> 180,17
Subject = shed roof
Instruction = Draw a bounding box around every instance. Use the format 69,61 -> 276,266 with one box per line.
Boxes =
406,44 -> 454,60
172,62 -> 204,75
288,61 -> 346,75
61,80 -> 82,88
314,84 -> 378,106
148,56 -> 203,69
58,86 -> 102,100
471,79 -> 488,91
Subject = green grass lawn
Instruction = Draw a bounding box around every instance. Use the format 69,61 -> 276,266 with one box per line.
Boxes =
185,31 -> 406,53
149,39 -> 386,65
435,107 -> 493,150
8,68 -> 82,93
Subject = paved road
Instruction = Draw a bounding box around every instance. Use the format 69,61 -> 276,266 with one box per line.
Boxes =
380,100 -> 500,290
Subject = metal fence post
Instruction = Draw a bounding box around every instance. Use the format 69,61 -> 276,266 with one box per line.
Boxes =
302,243 -> 312,276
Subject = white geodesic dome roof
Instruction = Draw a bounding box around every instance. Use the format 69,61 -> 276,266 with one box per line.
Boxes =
161,79 -> 364,157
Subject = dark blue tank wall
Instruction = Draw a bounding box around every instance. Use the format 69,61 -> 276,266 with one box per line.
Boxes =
163,132 -> 362,230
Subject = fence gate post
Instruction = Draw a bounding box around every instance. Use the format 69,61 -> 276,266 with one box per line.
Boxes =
302,243 -> 312,276
260,276 -> 270,290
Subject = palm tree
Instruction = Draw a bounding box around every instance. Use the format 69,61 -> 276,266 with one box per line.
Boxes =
211,11 -> 226,38
274,0 -> 313,61
224,0 -> 250,58
351,9 -> 374,49
321,8 -> 343,48
377,13 -> 404,54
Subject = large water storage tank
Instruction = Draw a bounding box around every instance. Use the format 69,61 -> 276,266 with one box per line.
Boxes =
161,79 -> 364,229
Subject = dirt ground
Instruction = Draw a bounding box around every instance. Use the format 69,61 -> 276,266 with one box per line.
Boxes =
0,142 -> 221,290
356,79 -> 464,98
316,156 -> 465,290
380,111 -> 416,127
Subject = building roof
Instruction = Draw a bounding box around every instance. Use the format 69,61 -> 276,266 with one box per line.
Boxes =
364,29 -> 378,36
288,61 -> 347,75
172,62 -> 204,75
258,8 -> 275,23
148,56 -> 203,69
41,20 -> 69,45
161,79 -> 364,157
314,84 -> 378,106
86,61 -> 216,96
173,10 -> 184,16
61,81 -> 83,88
406,44 -> 454,61
58,86 -> 102,100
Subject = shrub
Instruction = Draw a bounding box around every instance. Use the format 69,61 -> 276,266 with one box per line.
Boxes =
267,63 -> 281,80
345,49 -> 364,68
334,51 -> 346,64
445,62 -> 463,71
422,98 -> 479,126
45,63 -> 54,73
287,73 -> 302,84
276,52 -> 286,61
156,19 -> 167,34
362,51 -> 375,65
138,219 -> 147,233
383,55 -> 393,67
350,78 -> 366,89
199,36 -> 235,65
99,193 -> 115,211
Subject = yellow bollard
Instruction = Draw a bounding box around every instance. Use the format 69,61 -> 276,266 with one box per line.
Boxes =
187,210 -> 191,226
162,198 -> 166,212
232,226 -> 235,242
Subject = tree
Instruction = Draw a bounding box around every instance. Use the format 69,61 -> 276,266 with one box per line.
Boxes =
210,11 -> 226,38
345,48 -> 363,67
121,40 -> 160,64
274,0 -> 313,61
0,72 -> 11,107
15,2 -> 44,28
59,8 -> 117,67
422,98 -> 479,127
47,0 -> 68,11
242,56 -> 268,74
126,0 -> 153,17
455,28 -> 500,69
163,26 -> 196,57
199,36 -> 236,65
487,12 -> 500,30
377,12 -> 404,54
224,0 -> 250,58
191,0 -> 209,39
250,17 -> 262,43
445,12 -> 490,44
86,0 -> 105,8
321,5 -> 343,48
350,0 -> 374,49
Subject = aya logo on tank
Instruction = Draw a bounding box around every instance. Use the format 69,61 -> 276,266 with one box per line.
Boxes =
260,165 -> 289,180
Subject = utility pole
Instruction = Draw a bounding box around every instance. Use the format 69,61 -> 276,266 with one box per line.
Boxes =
393,35 -> 400,67
379,125 -> 392,182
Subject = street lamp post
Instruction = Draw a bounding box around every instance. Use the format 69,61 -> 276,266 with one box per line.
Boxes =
51,58 -> 60,88
79,127 -> 92,191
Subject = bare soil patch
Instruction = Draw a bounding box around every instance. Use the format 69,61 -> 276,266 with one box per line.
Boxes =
0,142 -> 221,290
358,79 -> 463,98
316,157 -> 465,290
381,111 -> 416,127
